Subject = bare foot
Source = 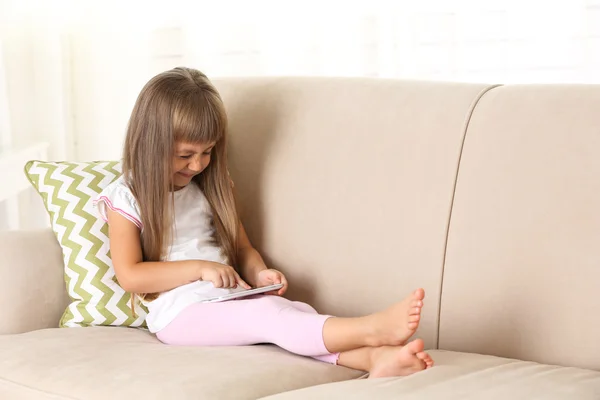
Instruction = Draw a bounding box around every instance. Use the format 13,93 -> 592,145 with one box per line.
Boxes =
367,288 -> 425,347
417,349 -> 434,369
369,339 -> 432,379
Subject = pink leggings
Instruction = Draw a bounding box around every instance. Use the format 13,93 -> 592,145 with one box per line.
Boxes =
156,295 -> 340,364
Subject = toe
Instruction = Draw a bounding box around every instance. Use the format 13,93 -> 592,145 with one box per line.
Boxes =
416,350 -> 434,363
410,300 -> 423,308
409,314 -> 420,322
406,339 -> 425,353
409,307 -> 421,315
413,288 -> 425,300
421,354 -> 434,368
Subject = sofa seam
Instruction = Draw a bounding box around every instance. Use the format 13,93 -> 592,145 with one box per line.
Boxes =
0,376 -> 80,400
435,83 -> 503,349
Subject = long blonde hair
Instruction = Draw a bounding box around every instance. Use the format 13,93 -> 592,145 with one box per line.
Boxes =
122,67 -> 239,304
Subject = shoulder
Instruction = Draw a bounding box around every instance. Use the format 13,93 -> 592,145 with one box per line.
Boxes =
97,175 -> 137,208
102,175 -> 132,193
94,175 -> 142,228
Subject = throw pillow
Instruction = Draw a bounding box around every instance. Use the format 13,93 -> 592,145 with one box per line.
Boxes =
24,160 -> 147,328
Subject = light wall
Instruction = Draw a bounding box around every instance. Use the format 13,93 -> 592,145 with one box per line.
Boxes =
1,0 -> 600,229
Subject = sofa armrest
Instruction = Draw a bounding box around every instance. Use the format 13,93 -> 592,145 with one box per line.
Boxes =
0,229 -> 69,334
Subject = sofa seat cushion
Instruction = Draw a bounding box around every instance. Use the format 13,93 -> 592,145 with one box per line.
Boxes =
261,350 -> 600,400
0,327 -> 363,400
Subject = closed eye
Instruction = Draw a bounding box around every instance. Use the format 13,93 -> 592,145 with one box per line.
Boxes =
179,155 -> 193,159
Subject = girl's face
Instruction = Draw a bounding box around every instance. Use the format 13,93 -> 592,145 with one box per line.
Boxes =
172,141 -> 215,189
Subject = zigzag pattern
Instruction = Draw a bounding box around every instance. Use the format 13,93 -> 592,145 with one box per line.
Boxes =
25,160 -> 147,328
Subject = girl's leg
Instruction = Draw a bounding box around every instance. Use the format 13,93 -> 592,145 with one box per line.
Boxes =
287,300 -> 435,376
286,301 -> 340,364
156,295 -> 336,361
320,288 -> 425,352
336,339 -> 434,378
157,288 -> 426,361
286,289 -> 426,354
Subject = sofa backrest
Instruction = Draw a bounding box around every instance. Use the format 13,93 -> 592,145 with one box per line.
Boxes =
215,77 -> 494,349
438,85 -> 600,370
0,229 -> 69,334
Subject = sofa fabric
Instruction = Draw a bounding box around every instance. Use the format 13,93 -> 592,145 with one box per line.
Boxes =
0,327 -> 363,400
439,85 -> 600,370
0,229 -> 68,335
261,350 -> 600,400
214,77 -> 495,349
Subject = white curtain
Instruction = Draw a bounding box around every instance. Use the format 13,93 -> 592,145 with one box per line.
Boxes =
173,0 -> 600,83
1,0 -> 599,209
1,0 -> 71,159
0,39 -> 10,154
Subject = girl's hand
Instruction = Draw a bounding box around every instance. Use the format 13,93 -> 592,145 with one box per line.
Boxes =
256,269 -> 288,296
200,262 -> 251,289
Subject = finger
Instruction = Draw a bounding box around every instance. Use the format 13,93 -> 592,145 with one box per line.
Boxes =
225,271 -> 235,288
269,269 -> 281,284
213,276 -> 223,288
278,276 -> 288,295
227,268 -> 241,288
228,272 -> 237,288
221,273 -> 230,288
234,272 -> 251,289
264,287 -> 279,295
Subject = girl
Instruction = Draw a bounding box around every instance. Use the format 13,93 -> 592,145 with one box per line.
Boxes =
95,67 -> 434,378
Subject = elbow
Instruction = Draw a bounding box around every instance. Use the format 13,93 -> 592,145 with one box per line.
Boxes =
117,278 -> 137,294
113,265 -> 140,293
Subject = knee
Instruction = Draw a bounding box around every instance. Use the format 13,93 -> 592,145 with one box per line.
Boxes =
256,296 -> 318,316
254,294 -> 294,313
292,301 -> 318,314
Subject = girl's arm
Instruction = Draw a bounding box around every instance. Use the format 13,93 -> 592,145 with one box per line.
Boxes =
107,209 -> 248,293
237,222 -> 268,287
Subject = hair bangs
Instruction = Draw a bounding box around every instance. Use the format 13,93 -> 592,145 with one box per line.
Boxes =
173,92 -> 226,145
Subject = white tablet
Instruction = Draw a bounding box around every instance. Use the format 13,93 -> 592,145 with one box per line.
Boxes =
201,283 -> 284,303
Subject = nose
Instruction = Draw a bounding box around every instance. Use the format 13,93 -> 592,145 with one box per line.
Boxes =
188,155 -> 202,172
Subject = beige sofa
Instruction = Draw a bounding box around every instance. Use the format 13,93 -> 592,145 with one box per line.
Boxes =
1,78 -> 599,399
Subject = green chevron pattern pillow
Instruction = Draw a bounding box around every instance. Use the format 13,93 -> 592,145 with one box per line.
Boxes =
24,160 -> 147,328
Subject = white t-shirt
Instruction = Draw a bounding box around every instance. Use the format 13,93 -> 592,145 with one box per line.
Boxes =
95,176 -> 241,333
